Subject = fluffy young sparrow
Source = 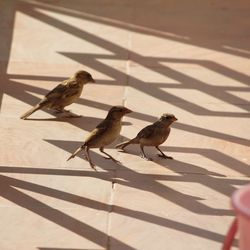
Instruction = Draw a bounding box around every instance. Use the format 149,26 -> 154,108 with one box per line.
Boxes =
67,106 -> 132,170
116,113 -> 177,160
20,70 -> 95,119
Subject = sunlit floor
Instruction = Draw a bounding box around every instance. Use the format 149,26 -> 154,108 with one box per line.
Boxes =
0,0 -> 250,249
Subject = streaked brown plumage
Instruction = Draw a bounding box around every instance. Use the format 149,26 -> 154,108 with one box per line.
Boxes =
67,106 -> 132,170
20,70 -> 95,119
116,113 -> 177,160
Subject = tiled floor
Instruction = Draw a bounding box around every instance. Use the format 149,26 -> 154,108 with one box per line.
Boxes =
0,0 -> 250,249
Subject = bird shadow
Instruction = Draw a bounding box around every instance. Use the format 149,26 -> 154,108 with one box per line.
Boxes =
25,115 -> 103,131
0,168 -> 238,248
44,138 -> 235,217
1,1 -> 248,249
117,146 -> 226,178
24,114 -> 132,135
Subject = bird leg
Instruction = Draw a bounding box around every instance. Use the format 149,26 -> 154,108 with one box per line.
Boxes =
99,147 -> 121,164
156,146 -> 173,159
140,145 -> 152,161
84,147 -> 97,171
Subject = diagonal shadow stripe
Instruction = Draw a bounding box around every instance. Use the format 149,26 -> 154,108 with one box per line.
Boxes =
0,173 -> 232,245
20,6 -> 250,117
0,174 -> 135,250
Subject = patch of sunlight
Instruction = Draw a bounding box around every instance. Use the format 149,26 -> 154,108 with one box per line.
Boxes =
157,181 -> 230,210
129,64 -> 181,84
9,78 -> 58,86
223,45 -> 250,55
35,8 -> 129,53
160,88 -> 249,113
25,91 -> 44,99
161,62 -> 248,87
24,0 -> 190,40
226,90 -> 250,103
11,13 -> 114,65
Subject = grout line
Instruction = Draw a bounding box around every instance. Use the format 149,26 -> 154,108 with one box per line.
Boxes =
106,173 -> 117,250
120,32 -> 132,147
111,180 -> 116,190
123,32 -> 132,108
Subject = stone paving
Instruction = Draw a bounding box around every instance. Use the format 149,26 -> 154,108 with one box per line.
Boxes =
0,0 -> 250,249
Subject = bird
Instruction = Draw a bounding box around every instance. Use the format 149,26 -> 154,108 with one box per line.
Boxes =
67,106 -> 132,170
115,113 -> 177,161
20,70 -> 95,119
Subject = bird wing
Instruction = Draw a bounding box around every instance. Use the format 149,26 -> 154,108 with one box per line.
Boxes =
137,124 -> 156,139
39,80 -> 79,106
84,119 -> 111,146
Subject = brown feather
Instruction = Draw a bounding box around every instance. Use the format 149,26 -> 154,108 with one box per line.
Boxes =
20,104 -> 42,120
115,138 -> 139,149
67,146 -> 84,161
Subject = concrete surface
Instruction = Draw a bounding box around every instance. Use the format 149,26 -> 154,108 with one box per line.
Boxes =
0,0 -> 250,249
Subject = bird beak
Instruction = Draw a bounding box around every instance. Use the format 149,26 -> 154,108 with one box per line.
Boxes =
124,108 -> 132,114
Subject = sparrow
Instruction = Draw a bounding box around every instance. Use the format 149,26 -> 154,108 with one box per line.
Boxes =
20,70 -> 95,119
116,113 -> 177,161
67,106 -> 132,170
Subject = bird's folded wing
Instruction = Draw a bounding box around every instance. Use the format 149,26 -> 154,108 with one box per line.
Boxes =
39,80 -> 79,105
84,119 -> 110,145
137,124 -> 156,139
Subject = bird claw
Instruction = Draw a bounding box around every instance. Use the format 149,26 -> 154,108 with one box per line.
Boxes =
140,155 -> 153,161
115,160 -> 122,165
117,147 -> 127,153
118,150 -> 127,154
53,110 -> 64,114
90,163 -> 97,171
157,154 -> 173,159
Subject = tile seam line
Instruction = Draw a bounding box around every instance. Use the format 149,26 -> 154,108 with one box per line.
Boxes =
123,32 -> 132,108
106,174 -> 116,250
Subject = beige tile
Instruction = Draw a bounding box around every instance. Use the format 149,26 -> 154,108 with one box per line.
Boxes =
10,4 -> 130,64
0,116 -> 122,171
0,207 -> 107,250
110,173 -> 243,250
117,116 -> 250,176
1,0 -> 250,249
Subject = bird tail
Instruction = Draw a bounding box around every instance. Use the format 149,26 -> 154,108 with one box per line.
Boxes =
20,104 -> 41,119
67,145 -> 85,161
115,138 -> 139,149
